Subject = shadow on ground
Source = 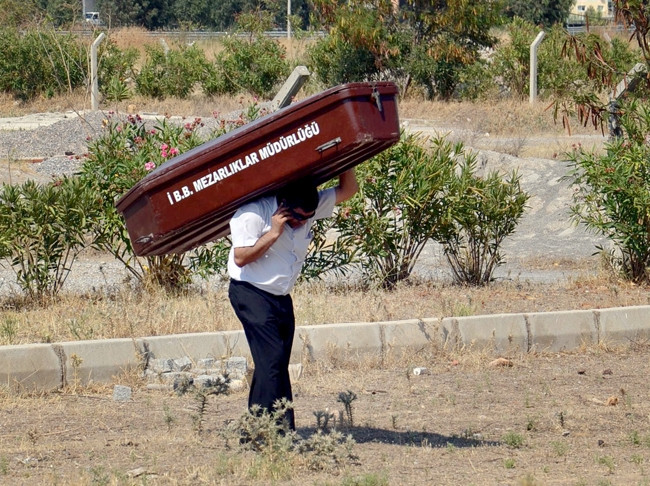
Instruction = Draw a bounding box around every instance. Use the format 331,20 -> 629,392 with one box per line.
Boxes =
299,426 -> 501,448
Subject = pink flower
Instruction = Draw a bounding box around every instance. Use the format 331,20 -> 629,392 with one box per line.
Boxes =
145,161 -> 156,171
161,150 -> 168,158
160,143 -> 169,151
169,147 -> 179,156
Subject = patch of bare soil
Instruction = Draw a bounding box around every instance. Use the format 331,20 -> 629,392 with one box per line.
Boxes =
2,345 -> 649,485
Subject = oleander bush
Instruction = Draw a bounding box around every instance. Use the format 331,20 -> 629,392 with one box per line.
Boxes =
0,27 -> 87,101
335,133 -> 529,288
566,100 -> 650,283
0,178 -> 101,302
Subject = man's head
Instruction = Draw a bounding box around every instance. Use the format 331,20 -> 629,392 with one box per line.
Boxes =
276,178 -> 318,228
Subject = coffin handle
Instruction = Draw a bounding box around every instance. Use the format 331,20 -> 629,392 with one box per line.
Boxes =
371,87 -> 383,112
315,137 -> 342,153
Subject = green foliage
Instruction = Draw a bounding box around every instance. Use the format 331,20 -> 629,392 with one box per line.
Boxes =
309,0 -> 501,99
230,399 -> 357,472
79,113 -> 210,288
442,155 -> 529,285
491,19 -> 640,105
307,0 -> 397,85
235,399 -> 298,454
135,43 -> 211,99
0,27 -> 87,101
98,0 -> 169,30
502,431 -> 525,448
335,133 -> 456,289
400,0 -> 503,99
301,215 -> 356,282
307,34 -> 380,85
205,13 -> 290,98
0,0 -> 42,28
0,178 -> 101,301
489,17 -> 539,98
544,2 -> 645,132
335,133 -> 528,287
565,100 -> 650,283
503,0 -> 574,27
98,39 -> 139,101
295,429 -> 357,471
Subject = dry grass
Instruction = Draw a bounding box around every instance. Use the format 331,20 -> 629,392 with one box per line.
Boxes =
2,342 -> 650,485
1,267 -> 649,346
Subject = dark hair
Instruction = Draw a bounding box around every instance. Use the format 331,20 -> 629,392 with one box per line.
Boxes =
276,178 -> 319,212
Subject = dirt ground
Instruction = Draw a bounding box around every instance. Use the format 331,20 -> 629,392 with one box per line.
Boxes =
2,344 -> 650,485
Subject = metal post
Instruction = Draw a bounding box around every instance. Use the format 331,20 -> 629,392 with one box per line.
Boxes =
287,0 -> 291,40
529,31 -> 546,104
91,33 -> 106,111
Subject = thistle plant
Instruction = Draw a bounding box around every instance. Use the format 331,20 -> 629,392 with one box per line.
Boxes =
337,390 -> 358,428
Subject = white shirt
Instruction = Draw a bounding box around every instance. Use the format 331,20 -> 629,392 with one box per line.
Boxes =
227,188 -> 337,295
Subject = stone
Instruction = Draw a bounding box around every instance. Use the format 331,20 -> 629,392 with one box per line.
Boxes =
288,363 -> 303,382
113,385 -> 132,402
173,356 -> 192,372
226,357 -> 247,377
197,358 -> 216,369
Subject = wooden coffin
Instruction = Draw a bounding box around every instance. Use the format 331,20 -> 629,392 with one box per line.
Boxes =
115,81 -> 401,256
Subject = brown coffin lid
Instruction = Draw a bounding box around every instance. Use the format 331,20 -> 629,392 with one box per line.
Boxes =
116,81 -> 400,256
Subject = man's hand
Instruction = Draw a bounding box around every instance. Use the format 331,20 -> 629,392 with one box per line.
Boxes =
270,204 -> 291,237
335,169 -> 359,204
233,205 -> 290,267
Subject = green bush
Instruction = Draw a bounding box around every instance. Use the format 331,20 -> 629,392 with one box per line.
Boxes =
490,19 -> 641,102
78,108 -> 276,290
0,178 -> 101,301
0,27 -> 87,101
442,155 -> 530,285
334,133 -> 529,288
79,114 -> 210,290
566,100 -> 650,283
98,40 -> 139,101
489,17 -> 539,98
135,43 -> 211,99
205,35 -> 289,98
335,133 -> 456,289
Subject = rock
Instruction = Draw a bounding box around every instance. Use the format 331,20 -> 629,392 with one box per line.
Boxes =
197,358 -> 215,368
113,385 -> 132,402
289,363 -> 303,382
226,357 -> 247,377
412,367 -> 430,376
127,467 -> 147,478
173,356 -> 193,372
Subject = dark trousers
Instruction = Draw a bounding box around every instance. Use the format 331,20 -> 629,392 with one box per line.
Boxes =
228,279 -> 296,430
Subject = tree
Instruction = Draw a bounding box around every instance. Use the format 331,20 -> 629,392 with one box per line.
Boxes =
97,0 -> 172,29
503,0 -> 574,27
561,1 -> 650,283
309,0 -> 504,99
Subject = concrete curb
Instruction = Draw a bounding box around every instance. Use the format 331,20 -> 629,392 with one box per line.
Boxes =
2,305 -> 650,391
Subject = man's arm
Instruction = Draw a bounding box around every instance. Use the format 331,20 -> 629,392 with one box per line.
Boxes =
335,169 -> 359,204
232,206 -> 291,267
